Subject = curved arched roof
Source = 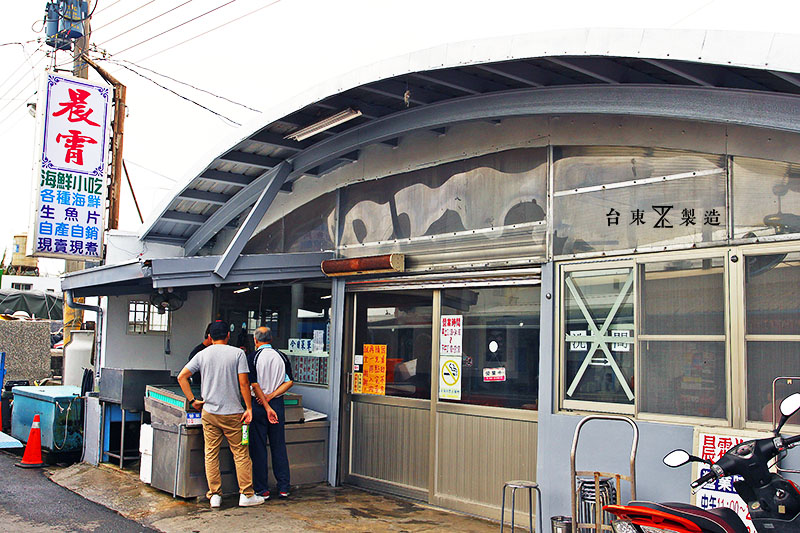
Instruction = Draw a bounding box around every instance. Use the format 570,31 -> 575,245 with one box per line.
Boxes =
141,27 -> 800,264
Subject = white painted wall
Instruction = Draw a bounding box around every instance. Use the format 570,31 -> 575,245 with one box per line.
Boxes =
101,289 -> 213,375
1,274 -> 61,293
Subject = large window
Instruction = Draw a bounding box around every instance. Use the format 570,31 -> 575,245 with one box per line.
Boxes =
560,246 -> 800,427
216,281 -> 332,386
639,258 -> 726,418
561,253 -> 728,420
353,290 -> 433,399
744,251 -> 800,423
563,268 -> 635,408
440,286 -> 540,409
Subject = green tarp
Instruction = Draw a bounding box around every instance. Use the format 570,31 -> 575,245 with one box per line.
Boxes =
0,289 -> 62,319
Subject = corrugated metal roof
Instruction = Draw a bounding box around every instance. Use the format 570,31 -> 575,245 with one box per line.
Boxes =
140,28 -> 800,255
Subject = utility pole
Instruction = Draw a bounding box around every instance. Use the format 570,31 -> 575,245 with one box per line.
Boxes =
62,2 -> 93,344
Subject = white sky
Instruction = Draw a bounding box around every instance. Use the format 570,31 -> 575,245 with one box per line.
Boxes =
4,0 -> 800,276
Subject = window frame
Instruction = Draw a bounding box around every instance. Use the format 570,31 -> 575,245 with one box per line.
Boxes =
126,299 -> 170,335
558,247 -> 733,426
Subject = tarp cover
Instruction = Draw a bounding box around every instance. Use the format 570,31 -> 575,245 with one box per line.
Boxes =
0,289 -> 62,319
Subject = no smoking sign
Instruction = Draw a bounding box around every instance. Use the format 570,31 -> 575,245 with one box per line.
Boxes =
438,356 -> 462,400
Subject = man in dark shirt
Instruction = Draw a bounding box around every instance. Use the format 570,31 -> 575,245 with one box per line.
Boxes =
188,323 -> 214,385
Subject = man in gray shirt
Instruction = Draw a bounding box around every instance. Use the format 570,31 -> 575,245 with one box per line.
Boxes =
178,321 -> 265,509
248,326 -> 293,499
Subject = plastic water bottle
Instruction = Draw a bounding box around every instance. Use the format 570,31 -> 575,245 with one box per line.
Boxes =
241,424 -> 249,445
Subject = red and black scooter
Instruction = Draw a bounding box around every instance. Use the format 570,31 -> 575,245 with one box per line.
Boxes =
605,393 -> 800,533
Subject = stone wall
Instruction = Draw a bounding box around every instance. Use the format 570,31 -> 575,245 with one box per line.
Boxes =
0,320 -> 52,383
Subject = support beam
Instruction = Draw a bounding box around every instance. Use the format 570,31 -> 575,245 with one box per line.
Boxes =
219,151 -> 284,169
213,161 -> 293,278
162,210 -> 209,225
474,63 -> 545,87
769,70 -> 800,89
249,130 -> 313,151
171,85 -> 800,254
640,58 -> 714,87
178,189 -> 232,205
545,57 -> 619,84
200,169 -> 253,186
411,70 -> 508,95
143,233 -> 188,246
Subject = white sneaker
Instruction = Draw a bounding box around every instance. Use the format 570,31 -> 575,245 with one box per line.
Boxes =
210,494 -> 222,508
239,493 -> 265,507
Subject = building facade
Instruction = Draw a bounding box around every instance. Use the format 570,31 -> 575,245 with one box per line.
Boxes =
64,28 -> 800,524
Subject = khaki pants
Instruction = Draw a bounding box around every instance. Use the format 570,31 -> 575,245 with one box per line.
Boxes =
201,411 -> 254,498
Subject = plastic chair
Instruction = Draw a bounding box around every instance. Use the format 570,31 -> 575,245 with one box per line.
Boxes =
501,479 -> 542,532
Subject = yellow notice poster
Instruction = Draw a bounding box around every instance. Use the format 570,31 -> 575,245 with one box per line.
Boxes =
362,344 -> 387,395
352,372 -> 363,393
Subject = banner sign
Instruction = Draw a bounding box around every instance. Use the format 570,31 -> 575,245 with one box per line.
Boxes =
29,72 -> 111,259
693,430 -> 766,532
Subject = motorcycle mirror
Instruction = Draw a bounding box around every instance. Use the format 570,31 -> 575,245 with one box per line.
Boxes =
663,449 -> 691,468
780,393 -> 800,418
776,393 -> 800,434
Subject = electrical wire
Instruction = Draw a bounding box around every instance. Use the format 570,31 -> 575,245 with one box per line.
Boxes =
94,0 -> 122,16
102,57 -> 261,113
91,0 -> 156,33
135,0 -> 282,63
97,0 -> 195,46
110,0 -> 239,57
105,59 -> 242,125
58,0 -> 100,23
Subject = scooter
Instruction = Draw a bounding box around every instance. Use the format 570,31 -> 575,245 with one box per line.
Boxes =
605,393 -> 800,533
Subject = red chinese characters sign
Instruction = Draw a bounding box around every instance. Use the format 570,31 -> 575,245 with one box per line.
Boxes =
353,344 -> 386,396
30,73 -> 110,259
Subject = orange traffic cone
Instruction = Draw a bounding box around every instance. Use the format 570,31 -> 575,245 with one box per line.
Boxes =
15,414 -> 45,468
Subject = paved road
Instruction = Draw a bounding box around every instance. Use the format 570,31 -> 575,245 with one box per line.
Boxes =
0,451 -> 156,532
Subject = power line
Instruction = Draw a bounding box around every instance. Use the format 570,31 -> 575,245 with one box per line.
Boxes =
136,0 -> 282,63
107,59 -> 242,126
103,57 -> 261,113
111,0 -> 239,57
0,48 -> 47,112
92,0 -> 156,33
98,0 -> 195,46
94,0 -> 123,16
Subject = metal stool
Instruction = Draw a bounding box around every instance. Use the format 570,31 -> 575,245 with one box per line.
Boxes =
501,480 -> 542,532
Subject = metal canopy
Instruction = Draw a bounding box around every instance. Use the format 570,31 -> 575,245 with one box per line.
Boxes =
140,29 -> 800,258
61,252 -> 333,296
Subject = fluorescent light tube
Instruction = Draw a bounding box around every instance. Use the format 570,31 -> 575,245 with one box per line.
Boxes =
285,108 -> 362,141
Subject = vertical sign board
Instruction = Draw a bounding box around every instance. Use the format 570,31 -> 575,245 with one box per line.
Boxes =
353,344 -> 386,396
28,72 -> 111,260
439,315 -> 463,400
693,430 -> 767,532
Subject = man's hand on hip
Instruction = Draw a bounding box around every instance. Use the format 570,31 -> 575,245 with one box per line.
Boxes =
241,408 -> 253,424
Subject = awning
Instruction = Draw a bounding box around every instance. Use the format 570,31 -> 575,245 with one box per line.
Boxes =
61,252 -> 332,297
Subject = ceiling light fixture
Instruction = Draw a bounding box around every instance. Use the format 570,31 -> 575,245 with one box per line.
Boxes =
233,287 -> 251,294
285,108 -> 362,141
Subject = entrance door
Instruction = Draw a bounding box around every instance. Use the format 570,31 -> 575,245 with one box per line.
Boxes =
341,283 -> 540,522
342,290 -> 434,500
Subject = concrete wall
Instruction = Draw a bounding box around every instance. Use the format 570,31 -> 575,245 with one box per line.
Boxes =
101,290 -> 213,375
536,261 -> 697,522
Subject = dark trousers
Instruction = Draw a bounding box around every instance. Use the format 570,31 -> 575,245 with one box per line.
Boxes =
249,396 -> 290,494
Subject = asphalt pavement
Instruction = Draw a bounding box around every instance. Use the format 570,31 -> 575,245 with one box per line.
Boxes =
0,451 -> 156,532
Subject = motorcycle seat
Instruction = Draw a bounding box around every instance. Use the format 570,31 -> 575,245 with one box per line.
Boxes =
628,501 -> 748,533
